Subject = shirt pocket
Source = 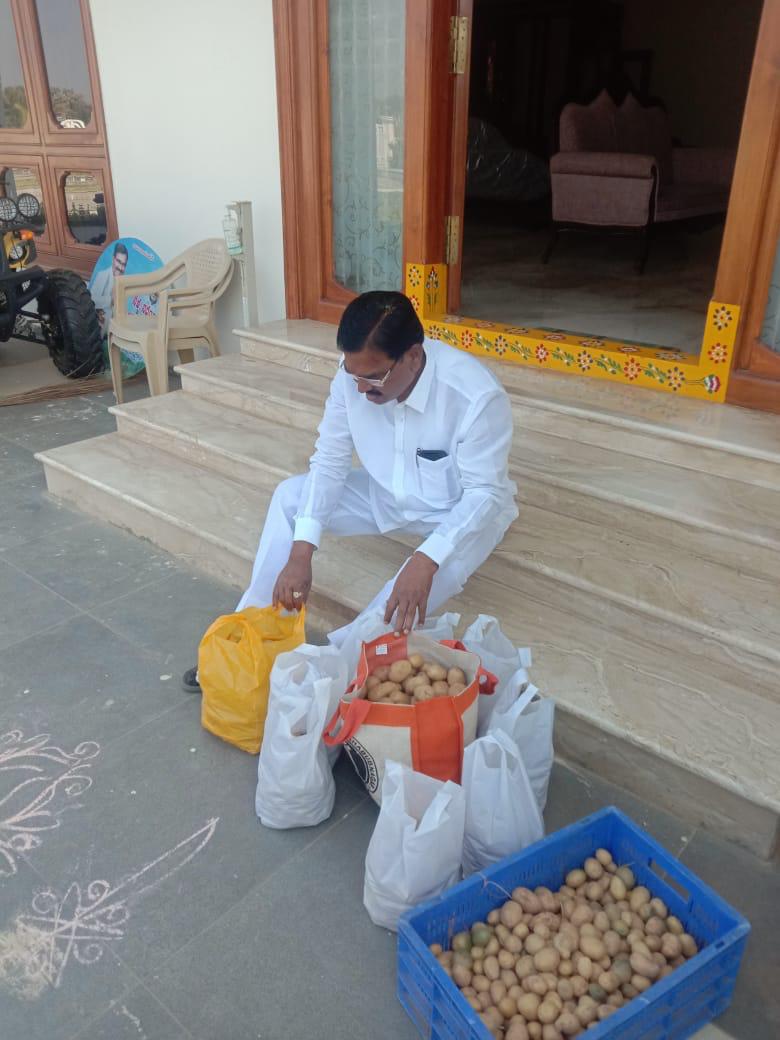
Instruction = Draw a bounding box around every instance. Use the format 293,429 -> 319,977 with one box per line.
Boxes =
416,453 -> 460,504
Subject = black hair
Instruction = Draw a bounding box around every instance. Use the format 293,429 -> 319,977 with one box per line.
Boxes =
114,242 -> 129,258
337,291 -> 424,361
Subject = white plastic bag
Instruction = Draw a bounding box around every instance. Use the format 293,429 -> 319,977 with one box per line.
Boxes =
462,615 -> 532,735
416,612 -> 461,642
479,666 -> 533,735
255,643 -> 348,829
461,730 -> 544,877
364,760 -> 466,931
489,682 -> 555,812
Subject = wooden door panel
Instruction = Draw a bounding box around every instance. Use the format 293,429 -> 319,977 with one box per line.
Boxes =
47,156 -> 118,267
275,0 -> 440,323
0,153 -> 57,253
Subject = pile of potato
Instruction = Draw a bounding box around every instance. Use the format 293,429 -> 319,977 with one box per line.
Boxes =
363,654 -> 468,705
430,848 -> 700,1039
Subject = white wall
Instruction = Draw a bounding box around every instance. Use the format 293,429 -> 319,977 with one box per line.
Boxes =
622,0 -> 763,148
88,0 -> 286,352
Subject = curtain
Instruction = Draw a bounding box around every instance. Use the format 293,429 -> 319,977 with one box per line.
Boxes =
329,0 -> 405,293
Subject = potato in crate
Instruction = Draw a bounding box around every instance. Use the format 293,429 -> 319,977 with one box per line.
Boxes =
398,806 -> 749,1040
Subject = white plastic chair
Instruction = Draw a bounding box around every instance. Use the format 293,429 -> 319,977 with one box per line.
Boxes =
108,238 -> 234,402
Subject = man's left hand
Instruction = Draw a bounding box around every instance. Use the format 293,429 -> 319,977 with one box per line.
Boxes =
385,552 -> 439,635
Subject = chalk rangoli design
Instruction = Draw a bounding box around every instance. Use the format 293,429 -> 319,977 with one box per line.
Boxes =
0,729 -> 101,878
0,817 -> 218,999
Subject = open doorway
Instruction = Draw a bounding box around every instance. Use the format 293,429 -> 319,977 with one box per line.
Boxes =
457,0 -> 764,353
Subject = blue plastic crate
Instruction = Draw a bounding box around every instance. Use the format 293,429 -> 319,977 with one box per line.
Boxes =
398,806 -> 749,1040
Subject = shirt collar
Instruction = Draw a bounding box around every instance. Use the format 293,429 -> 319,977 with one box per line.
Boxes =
401,340 -> 435,413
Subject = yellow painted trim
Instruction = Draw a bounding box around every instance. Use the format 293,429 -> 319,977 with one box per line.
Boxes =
405,262 -> 738,403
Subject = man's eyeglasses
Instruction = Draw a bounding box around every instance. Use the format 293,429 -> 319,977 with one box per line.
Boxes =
338,354 -> 396,388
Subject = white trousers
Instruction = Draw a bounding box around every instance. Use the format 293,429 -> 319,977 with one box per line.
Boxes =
236,470 -> 503,645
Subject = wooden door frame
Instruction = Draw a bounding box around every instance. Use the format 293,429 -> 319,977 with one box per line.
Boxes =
272,0 -> 368,322
718,0 -> 780,411
273,0 -> 780,411
273,0 -> 456,323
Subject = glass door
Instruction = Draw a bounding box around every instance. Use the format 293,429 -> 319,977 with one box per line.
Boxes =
328,0 -> 406,295
274,0 -> 409,322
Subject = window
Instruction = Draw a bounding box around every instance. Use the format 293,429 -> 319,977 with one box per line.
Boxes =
64,170 -> 106,244
0,0 -> 115,271
0,0 -> 29,129
35,0 -> 94,129
2,165 -> 45,223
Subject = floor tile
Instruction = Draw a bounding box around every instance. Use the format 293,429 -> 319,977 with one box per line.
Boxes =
0,558 -> 80,651
70,982 -> 190,1040
34,699 -> 366,982
679,828 -> 780,1040
98,569 -> 240,676
0,437 -> 40,483
0,613 -> 185,752
0,881 -> 137,1040
0,472 -> 88,551
147,798 -> 418,1040
9,518 -> 179,610
0,397 -> 119,453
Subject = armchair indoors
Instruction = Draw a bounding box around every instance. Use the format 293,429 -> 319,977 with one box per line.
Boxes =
108,237 -> 233,402
545,91 -> 735,272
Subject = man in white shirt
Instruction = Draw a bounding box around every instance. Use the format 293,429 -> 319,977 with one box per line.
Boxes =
183,291 -> 517,690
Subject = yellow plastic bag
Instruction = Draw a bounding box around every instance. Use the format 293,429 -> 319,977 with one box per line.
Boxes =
199,606 -> 306,753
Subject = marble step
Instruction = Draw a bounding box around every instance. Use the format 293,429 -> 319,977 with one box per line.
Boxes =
238,321 -> 780,490
36,432 -> 780,856
112,390 -> 780,665
177,354 -> 780,562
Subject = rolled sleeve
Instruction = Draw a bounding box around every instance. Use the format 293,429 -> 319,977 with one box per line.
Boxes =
293,516 -> 323,548
416,530 -> 453,568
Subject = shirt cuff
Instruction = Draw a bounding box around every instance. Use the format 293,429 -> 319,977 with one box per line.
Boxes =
416,531 -> 452,568
293,516 -> 323,548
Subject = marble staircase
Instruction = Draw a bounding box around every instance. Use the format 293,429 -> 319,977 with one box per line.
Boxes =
36,320 -> 780,858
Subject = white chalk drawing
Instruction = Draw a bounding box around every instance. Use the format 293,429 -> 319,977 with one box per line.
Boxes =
0,817 -> 218,1000
0,729 -> 101,878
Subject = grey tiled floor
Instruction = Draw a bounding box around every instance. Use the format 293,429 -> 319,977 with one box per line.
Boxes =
0,390 -> 776,1040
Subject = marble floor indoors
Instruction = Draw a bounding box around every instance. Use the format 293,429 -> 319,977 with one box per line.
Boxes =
461,207 -> 723,353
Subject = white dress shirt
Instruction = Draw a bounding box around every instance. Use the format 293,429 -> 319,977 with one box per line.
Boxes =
293,338 -> 518,569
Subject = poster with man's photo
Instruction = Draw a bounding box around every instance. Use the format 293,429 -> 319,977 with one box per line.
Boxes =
88,237 -> 163,378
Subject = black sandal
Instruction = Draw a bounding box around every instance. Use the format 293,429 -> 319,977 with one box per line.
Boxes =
181,666 -> 201,694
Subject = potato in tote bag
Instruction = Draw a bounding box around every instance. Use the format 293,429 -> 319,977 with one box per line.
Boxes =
336,611 -> 461,683
323,632 -> 497,804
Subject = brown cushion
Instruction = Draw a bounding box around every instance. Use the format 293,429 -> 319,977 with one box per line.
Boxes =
655,181 -> 730,222
559,90 -> 617,152
615,95 -> 673,183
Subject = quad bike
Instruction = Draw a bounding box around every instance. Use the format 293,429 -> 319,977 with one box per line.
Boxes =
0,192 -> 104,378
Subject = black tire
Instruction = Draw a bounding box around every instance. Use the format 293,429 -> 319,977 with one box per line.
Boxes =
38,268 -> 105,379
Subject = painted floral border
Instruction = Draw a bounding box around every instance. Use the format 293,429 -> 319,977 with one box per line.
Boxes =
405,263 -> 738,403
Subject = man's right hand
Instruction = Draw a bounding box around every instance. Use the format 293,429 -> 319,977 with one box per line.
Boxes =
272,542 -> 315,611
